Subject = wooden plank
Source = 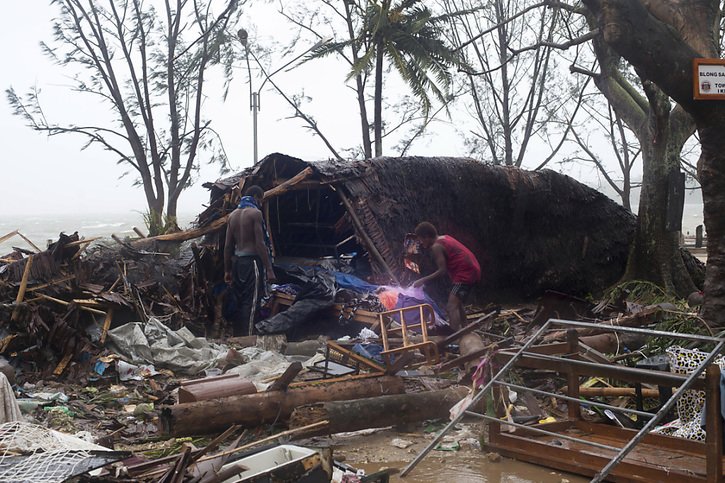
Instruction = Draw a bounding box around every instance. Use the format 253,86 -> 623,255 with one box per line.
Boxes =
488,427 -> 712,482
35,293 -> 107,315
53,352 -> 73,376
0,230 -> 19,245
11,255 -> 33,321
706,364 -> 723,483
26,275 -> 75,293
267,362 -> 303,392
16,232 -> 41,253
262,166 -> 314,201
326,340 -> 386,374
495,350 -> 703,389
100,309 -> 114,345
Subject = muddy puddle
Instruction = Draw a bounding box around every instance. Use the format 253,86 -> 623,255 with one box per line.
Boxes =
323,426 -> 588,482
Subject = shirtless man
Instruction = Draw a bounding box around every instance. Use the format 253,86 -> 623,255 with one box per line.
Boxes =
224,185 -> 276,336
412,222 -> 481,331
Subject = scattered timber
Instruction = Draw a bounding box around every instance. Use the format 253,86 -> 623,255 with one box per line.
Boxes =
160,375 -> 405,436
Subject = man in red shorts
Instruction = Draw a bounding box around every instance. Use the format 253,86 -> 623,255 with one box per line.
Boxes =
412,222 -> 481,330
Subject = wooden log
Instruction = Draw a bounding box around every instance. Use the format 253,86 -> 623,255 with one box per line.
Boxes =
160,375 -> 405,436
178,375 -> 257,403
289,386 -> 470,436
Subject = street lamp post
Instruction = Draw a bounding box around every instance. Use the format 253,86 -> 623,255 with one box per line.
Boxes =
237,29 -> 329,163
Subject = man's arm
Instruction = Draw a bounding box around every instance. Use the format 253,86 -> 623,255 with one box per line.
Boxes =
413,243 -> 447,287
252,210 -> 276,281
224,212 -> 237,284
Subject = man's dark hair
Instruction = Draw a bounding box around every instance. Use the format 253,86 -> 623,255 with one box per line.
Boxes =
245,185 -> 264,199
415,221 -> 438,239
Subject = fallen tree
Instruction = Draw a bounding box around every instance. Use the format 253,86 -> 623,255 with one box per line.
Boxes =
289,386 -> 469,436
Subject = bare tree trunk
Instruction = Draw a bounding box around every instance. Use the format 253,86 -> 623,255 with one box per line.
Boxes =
374,38 -> 384,157
342,0 -> 373,159
621,88 -> 696,296
582,0 -> 722,323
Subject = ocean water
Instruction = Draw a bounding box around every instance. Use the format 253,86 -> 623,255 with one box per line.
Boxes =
0,204 -> 705,256
0,212 -> 197,255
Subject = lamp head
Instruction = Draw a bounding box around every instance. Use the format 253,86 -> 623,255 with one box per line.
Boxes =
237,28 -> 249,47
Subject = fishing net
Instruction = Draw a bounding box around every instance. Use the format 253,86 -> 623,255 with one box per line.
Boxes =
0,421 -> 107,483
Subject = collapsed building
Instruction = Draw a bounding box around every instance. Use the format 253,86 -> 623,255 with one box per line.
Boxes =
198,153 -> 636,301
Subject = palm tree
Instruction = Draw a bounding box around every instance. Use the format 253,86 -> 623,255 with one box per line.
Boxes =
313,0 -> 466,157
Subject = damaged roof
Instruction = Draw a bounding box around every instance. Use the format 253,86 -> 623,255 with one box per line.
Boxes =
203,153 -> 637,298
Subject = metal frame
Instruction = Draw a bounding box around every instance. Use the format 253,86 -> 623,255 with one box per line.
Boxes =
401,318 -> 725,481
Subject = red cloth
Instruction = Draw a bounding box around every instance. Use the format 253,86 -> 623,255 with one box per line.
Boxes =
436,235 -> 481,284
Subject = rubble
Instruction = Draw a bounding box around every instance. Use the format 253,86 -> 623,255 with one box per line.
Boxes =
0,157 -> 716,481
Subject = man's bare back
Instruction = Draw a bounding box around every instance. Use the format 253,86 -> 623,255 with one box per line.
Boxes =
224,195 -> 275,284
229,207 -> 262,255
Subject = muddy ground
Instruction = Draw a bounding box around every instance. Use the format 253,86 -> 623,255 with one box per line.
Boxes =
303,424 -> 587,482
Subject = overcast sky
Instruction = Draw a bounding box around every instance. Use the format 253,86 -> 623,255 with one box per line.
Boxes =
0,2 -> 470,220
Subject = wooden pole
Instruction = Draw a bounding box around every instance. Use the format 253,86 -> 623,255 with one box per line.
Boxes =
160,376 -> 405,436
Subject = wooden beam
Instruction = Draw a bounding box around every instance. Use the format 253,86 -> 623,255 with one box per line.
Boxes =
35,293 -> 107,315
0,230 -> 20,246
266,362 -> 303,392
16,232 -> 41,253
262,166 -> 314,200
100,308 -> 114,345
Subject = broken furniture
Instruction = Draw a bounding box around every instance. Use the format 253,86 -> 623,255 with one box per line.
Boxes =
402,319 -> 725,482
310,340 -> 385,379
216,444 -> 330,482
378,304 -> 440,368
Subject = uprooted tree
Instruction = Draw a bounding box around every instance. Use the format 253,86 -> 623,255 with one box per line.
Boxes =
6,0 -> 244,235
580,0 -> 724,326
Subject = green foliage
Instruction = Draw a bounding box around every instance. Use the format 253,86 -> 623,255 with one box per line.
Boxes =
602,280 -> 711,355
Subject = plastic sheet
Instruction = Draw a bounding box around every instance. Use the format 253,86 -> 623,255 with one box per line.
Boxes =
107,317 -> 230,375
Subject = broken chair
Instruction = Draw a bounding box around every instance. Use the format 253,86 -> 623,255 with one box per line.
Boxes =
377,304 -> 440,370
